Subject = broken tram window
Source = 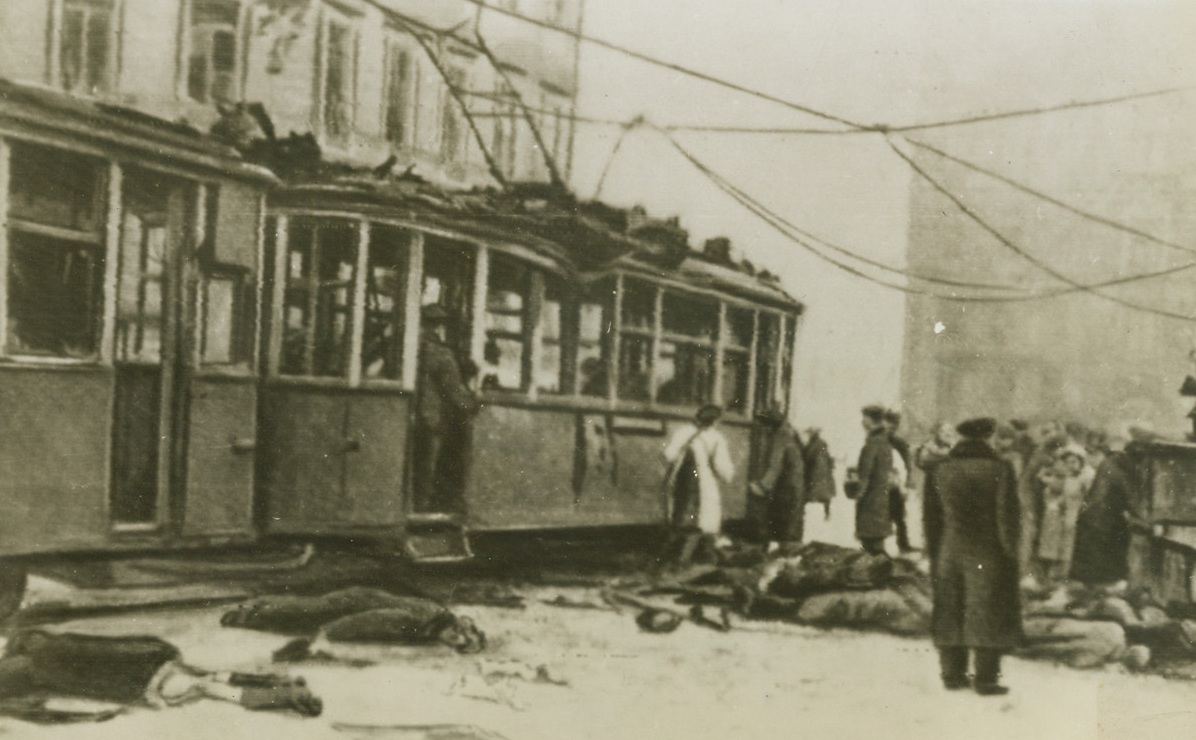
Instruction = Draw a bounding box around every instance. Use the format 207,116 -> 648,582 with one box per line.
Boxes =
6,143 -> 106,359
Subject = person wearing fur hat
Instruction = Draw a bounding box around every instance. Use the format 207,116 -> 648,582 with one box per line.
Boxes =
923,417 -> 1021,696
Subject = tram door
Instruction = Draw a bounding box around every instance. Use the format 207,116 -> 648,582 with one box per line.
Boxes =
109,171 -> 257,537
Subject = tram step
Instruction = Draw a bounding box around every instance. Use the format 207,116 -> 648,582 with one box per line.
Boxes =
404,517 -> 474,562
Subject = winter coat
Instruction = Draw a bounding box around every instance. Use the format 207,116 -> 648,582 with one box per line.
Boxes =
852,428 -> 894,540
753,424 -> 806,541
417,335 -> 479,433
663,423 -> 734,534
1070,453 -> 1132,585
923,439 -> 1022,650
802,432 -> 836,505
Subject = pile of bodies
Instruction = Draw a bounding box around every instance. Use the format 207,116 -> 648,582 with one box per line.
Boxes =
604,541 -> 1196,675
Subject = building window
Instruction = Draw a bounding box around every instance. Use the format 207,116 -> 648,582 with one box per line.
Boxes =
361,225 -> 409,381
321,15 -> 357,144
58,0 -> 115,95
491,83 -> 519,177
280,220 -> 357,378
722,306 -> 753,413
440,65 -> 468,165
482,253 -> 529,391
656,291 -> 717,406
384,41 -> 414,147
6,143 -> 107,359
186,0 -> 242,104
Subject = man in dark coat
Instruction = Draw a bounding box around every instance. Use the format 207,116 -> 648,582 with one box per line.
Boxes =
749,405 -> 806,546
1070,432 -> 1132,587
884,409 -> 915,553
849,405 -> 894,555
924,417 -> 1021,696
802,428 -> 836,520
414,305 -> 480,513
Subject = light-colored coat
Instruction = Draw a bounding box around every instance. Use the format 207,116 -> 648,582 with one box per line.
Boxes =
663,423 -> 735,534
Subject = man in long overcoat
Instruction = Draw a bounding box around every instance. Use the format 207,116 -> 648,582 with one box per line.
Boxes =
749,405 -> 806,546
850,405 -> 894,555
923,417 -> 1021,696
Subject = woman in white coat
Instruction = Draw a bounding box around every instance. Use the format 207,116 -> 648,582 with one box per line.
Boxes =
662,404 -> 735,565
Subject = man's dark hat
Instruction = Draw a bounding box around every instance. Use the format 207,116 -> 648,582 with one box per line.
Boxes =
755,403 -> 786,426
421,304 -> 450,323
695,404 -> 723,426
956,417 -> 997,439
861,405 -> 886,422
882,408 -> 902,424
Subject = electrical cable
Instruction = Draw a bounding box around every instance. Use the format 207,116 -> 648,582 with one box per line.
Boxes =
886,139 -> 1196,321
905,137 -> 1196,257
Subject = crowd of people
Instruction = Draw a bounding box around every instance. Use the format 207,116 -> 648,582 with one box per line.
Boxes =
660,401 -> 1155,697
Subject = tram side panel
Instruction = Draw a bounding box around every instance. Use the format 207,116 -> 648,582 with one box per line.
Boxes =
466,405 -> 752,530
0,367 -> 112,554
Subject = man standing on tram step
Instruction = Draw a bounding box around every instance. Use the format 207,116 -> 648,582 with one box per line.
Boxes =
414,305 -> 480,513
884,408 -> 917,553
923,417 -> 1021,696
661,404 -> 736,566
749,404 -> 806,549
849,405 -> 894,556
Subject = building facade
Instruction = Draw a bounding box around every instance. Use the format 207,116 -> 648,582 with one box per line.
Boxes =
900,97 -> 1196,439
0,0 -> 581,188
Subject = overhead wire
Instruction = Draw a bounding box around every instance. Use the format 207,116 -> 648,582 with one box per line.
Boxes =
886,139 -> 1196,321
904,137 -> 1196,257
658,128 -> 1196,313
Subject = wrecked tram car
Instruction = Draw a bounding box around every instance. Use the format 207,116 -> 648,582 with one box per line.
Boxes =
0,85 -> 802,613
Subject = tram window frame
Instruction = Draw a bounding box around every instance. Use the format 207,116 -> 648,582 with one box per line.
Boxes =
482,252 -> 531,392
615,278 -> 655,403
575,278 -> 614,399
536,273 -> 568,395
195,184 -> 255,370
360,224 -> 409,384
655,290 -> 718,408
753,311 -> 782,414
278,219 -> 358,380
5,143 -> 107,361
721,305 -> 754,415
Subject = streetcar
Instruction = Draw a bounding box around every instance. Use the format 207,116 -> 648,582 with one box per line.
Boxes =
0,80 -> 802,614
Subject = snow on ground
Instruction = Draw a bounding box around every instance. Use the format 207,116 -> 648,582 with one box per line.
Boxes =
4,581 -> 1195,740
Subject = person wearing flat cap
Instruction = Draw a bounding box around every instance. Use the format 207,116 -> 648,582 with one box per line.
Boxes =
414,304 -> 480,514
749,404 -> 806,549
848,405 -> 895,555
923,417 -> 1022,696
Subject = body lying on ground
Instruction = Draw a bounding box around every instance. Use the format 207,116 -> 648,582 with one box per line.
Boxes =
220,587 -> 486,657
0,630 -> 321,723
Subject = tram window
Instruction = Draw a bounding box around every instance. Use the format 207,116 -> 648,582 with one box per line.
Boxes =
362,225 -> 408,381
754,312 -> 780,412
722,307 -> 754,413
656,292 -> 717,406
483,253 -> 529,391
280,220 -> 357,378
616,279 -> 654,402
421,237 -> 474,353
200,274 -> 239,365
578,282 -> 613,398
537,276 -> 565,394
6,144 -> 105,359
7,232 -> 102,358
114,210 -> 165,363
780,315 -> 797,405
620,279 -> 655,331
